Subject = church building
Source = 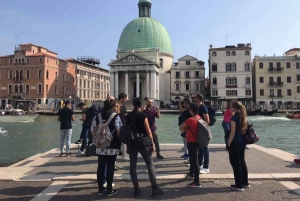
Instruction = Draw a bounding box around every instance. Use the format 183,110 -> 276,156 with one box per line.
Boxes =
109,0 -> 173,103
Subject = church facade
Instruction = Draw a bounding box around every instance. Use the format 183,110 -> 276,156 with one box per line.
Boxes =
109,0 -> 173,103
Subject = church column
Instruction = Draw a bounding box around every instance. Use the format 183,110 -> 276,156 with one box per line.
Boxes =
156,73 -> 159,100
146,71 -> 150,98
151,70 -> 156,99
115,71 -> 119,97
110,72 -> 114,97
136,71 -> 140,97
125,71 -> 129,99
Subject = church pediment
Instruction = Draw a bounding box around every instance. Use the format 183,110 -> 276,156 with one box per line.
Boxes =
109,54 -> 158,66
14,51 -> 25,58
178,55 -> 198,61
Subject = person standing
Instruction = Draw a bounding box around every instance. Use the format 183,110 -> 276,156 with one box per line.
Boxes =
193,94 -> 210,174
144,99 -> 164,159
117,93 -> 130,161
57,100 -> 75,157
223,100 -> 234,145
227,100 -> 249,192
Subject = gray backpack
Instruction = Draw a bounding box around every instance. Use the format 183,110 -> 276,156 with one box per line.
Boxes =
190,117 -> 212,147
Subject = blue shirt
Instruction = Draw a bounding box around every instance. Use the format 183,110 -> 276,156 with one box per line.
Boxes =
198,104 -> 208,120
231,112 -> 245,144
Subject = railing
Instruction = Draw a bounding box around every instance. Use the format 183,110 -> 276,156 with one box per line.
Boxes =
211,84 -> 217,89
226,84 -> 238,88
268,67 -> 284,72
13,77 -> 23,82
245,84 -> 251,88
268,82 -> 283,87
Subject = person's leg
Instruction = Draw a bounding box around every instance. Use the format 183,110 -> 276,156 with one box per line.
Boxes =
152,130 -> 161,157
97,155 -> 107,191
187,142 -> 194,176
182,137 -> 188,155
230,143 -> 243,188
106,155 -> 117,192
59,129 -> 66,154
138,146 -> 157,186
198,148 -> 203,167
75,126 -> 84,144
66,129 -> 72,154
240,143 -> 249,186
128,145 -> 139,187
203,147 -> 209,169
187,142 -> 200,184
79,126 -> 89,152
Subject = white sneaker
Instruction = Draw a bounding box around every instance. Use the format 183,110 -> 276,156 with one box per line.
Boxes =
183,160 -> 190,164
103,182 -> 115,188
200,168 -> 210,174
121,155 -> 130,161
246,145 -> 251,149
77,150 -> 85,155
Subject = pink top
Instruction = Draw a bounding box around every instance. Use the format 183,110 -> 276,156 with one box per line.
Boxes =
223,108 -> 232,122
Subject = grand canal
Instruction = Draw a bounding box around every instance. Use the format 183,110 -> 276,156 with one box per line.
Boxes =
0,114 -> 299,166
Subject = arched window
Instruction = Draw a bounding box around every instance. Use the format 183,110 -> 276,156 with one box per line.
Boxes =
26,84 -> 30,94
246,77 -> 251,84
38,84 -> 42,94
20,70 -> 23,80
46,70 -> 49,79
213,77 -> 217,84
26,70 -> 30,79
232,51 -> 236,56
38,69 -> 42,79
19,85 -> 23,93
9,70 -> 12,79
55,72 -> 58,80
63,74 -> 65,81
226,77 -> 231,85
15,85 -> 18,93
8,85 -> 12,94
16,70 -> 19,79
212,52 -> 217,56
226,51 -> 230,56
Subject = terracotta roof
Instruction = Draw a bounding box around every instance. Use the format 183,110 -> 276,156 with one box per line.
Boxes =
20,43 -> 58,54
0,55 -> 14,58
285,48 -> 300,53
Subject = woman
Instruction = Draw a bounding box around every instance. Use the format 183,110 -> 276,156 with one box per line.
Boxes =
180,103 -> 201,188
125,98 -> 163,198
227,100 -> 249,192
91,99 -> 122,196
223,100 -> 233,145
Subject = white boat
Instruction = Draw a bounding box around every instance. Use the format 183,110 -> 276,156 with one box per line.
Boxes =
0,109 -> 38,122
215,110 -> 223,116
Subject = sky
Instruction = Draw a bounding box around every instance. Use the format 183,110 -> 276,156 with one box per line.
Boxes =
1,0 -> 300,77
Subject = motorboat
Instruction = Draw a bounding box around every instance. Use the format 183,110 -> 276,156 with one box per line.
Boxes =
286,111 -> 300,119
215,110 -> 223,116
260,109 -> 278,116
0,109 -> 38,122
247,108 -> 262,116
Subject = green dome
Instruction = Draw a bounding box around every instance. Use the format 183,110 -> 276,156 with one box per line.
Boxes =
118,17 -> 173,55
139,0 -> 151,3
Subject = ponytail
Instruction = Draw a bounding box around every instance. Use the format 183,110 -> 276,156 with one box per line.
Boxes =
231,100 -> 248,134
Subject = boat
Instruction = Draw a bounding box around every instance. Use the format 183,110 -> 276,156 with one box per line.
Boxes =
215,110 -> 223,116
247,108 -> 262,116
260,109 -> 278,116
0,109 -> 38,122
286,111 -> 300,119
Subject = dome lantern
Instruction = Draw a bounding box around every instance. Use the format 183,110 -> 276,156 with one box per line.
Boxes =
138,0 -> 151,17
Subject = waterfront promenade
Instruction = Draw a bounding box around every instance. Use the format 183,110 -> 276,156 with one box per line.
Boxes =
1,144 -> 300,200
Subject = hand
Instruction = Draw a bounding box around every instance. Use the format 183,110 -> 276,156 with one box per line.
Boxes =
155,105 -> 159,110
150,144 -> 155,154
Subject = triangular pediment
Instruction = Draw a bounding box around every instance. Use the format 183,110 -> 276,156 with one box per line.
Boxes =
108,53 -> 158,66
14,51 -> 25,58
178,55 -> 198,61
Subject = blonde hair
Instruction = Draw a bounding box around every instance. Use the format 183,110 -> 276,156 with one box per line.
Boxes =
231,100 -> 247,134
115,102 -> 121,114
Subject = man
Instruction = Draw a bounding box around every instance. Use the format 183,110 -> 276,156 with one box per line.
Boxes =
144,99 -> 164,159
193,93 -> 210,174
117,93 -> 130,161
77,102 -> 94,155
57,100 -> 75,157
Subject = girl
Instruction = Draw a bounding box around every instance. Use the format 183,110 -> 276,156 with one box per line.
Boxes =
222,100 -> 233,145
227,100 -> 249,192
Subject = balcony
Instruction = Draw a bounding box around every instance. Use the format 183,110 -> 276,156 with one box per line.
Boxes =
268,67 -> 284,73
245,84 -> 251,88
211,84 -> 217,89
268,82 -> 283,87
226,84 -> 237,88
13,77 -> 23,83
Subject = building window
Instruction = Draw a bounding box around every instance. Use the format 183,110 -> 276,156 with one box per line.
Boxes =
232,51 -> 236,56
297,63 -> 300,69
246,90 -> 251,96
55,86 -> 57,95
9,59 -> 13,64
15,59 -> 18,63
286,62 -> 291,68
8,85 -> 12,94
63,74 -> 65,81
185,83 -> 190,91
259,77 -> 264,83
38,84 -> 42,94
245,63 -> 251,71
63,87 -> 65,95
77,69 -> 80,74
56,61 -> 58,65
8,70 -> 12,79
38,69 -> 42,79
259,62 -> 263,69
260,89 -> 264,96
26,70 -> 30,79
186,61 -> 190,65
287,89 -> 292,96
18,58 -> 21,63
175,83 -> 180,91
287,76 -> 291,83
212,77 -> 217,84
297,74 -> 300,81
212,64 -> 217,72
26,58 -> 30,63
246,77 -> 251,84
66,88 -> 69,94
269,62 -> 273,69
226,90 -> 237,96
277,89 -> 282,97
212,90 -> 218,96
46,70 -> 49,79
39,58 -> 43,63
15,85 -> 18,93
297,86 -> 300,93
67,75 -> 70,82
160,58 -> 163,68
270,89 -> 274,96
195,83 -> 200,91
226,51 -> 230,56
226,77 -> 237,85
212,52 -> 217,56
185,71 -> 190,78
26,84 -> 30,94
47,58 -> 49,63
21,58 -> 24,63
175,71 -> 180,78
226,63 -> 236,71
55,72 -> 58,80
245,51 -> 250,55
46,85 -> 48,94
19,85 -> 23,93
195,71 -> 200,78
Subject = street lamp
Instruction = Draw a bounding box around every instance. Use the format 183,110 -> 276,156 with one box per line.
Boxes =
271,91 -> 274,110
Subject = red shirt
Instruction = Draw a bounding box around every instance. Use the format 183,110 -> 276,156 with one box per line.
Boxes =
223,108 -> 232,122
184,115 -> 200,142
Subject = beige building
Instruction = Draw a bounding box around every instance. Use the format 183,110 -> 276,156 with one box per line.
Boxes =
253,48 -> 300,110
170,55 -> 205,100
209,43 -> 252,109
66,57 -> 110,104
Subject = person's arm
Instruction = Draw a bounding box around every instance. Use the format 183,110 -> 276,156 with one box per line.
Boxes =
71,115 -> 75,121
90,116 -> 97,136
57,116 -> 60,121
114,115 -> 123,137
155,106 -> 160,119
80,113 -> 86,121
180,122 -> 188,131
144,118 -> 153,139
228,120 -> 236,147
203,113 -> 210,125
201,106 -> 210,124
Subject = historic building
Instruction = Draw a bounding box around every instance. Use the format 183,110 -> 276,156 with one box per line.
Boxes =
109,0 -> 173,103
0,43 -> 76,109
170,55 -> 205,100
253,48 -> 300,110
209,43 -> 252,109
66,57 -> 110,104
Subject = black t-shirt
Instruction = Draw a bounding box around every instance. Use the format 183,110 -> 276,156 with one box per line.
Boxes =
125,111 -> 147,134
178,109 -> 192,126
119,105 -> 127,125
198,104 -> 208,120
57,106 -> 74,130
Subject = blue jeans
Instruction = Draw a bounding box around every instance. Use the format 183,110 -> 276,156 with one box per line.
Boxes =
80,125 -> 93,152
198,147 -> 209,169
222,121 -> 230,145
60,129 -> 72,153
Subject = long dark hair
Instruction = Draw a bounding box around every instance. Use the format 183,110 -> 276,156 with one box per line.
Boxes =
103,99 -> 116,112
131,97 -> 142,121
231,100 -> 247,134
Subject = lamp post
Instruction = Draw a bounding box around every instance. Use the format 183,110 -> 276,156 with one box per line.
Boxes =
271,91 -> 274,110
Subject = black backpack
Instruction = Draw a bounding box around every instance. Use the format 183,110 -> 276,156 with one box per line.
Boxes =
86,105 -> 98,125
207,106 -> 216,126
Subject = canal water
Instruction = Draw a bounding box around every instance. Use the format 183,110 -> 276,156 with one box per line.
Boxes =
0,114 -> 299,166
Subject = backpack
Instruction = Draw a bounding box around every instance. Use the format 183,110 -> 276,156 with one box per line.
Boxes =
86,105 -> 98,125
207,106 -> 216,126
244,123 -> 259,144
85,143 -> 97,157
94,112 -> 117,148
190,117 -> 212,148
119,123 -> 136,145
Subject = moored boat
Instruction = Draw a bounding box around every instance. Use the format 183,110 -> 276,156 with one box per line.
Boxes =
215,110 -> 223,116
0,109 -> 38,122
260,109 -> 278,116
286,111 -> 300,119
247,108 -> 262,116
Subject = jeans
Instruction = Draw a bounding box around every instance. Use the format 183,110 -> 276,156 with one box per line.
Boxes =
128,145 -> 157,187
152,130 -> 161,155
97,155 -> 117,191
198,146 -> 209,169
187,142 -> 200,184
60,129 -> 72,153
229,142 -> 249,188
182,137 -> 188,155
222,121 -> 230,144
80,125 -> 93,152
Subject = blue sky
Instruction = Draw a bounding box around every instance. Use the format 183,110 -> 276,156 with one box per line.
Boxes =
1,0 -> 300,77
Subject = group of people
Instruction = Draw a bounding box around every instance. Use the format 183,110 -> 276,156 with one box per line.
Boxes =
57,92 -> 250,197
